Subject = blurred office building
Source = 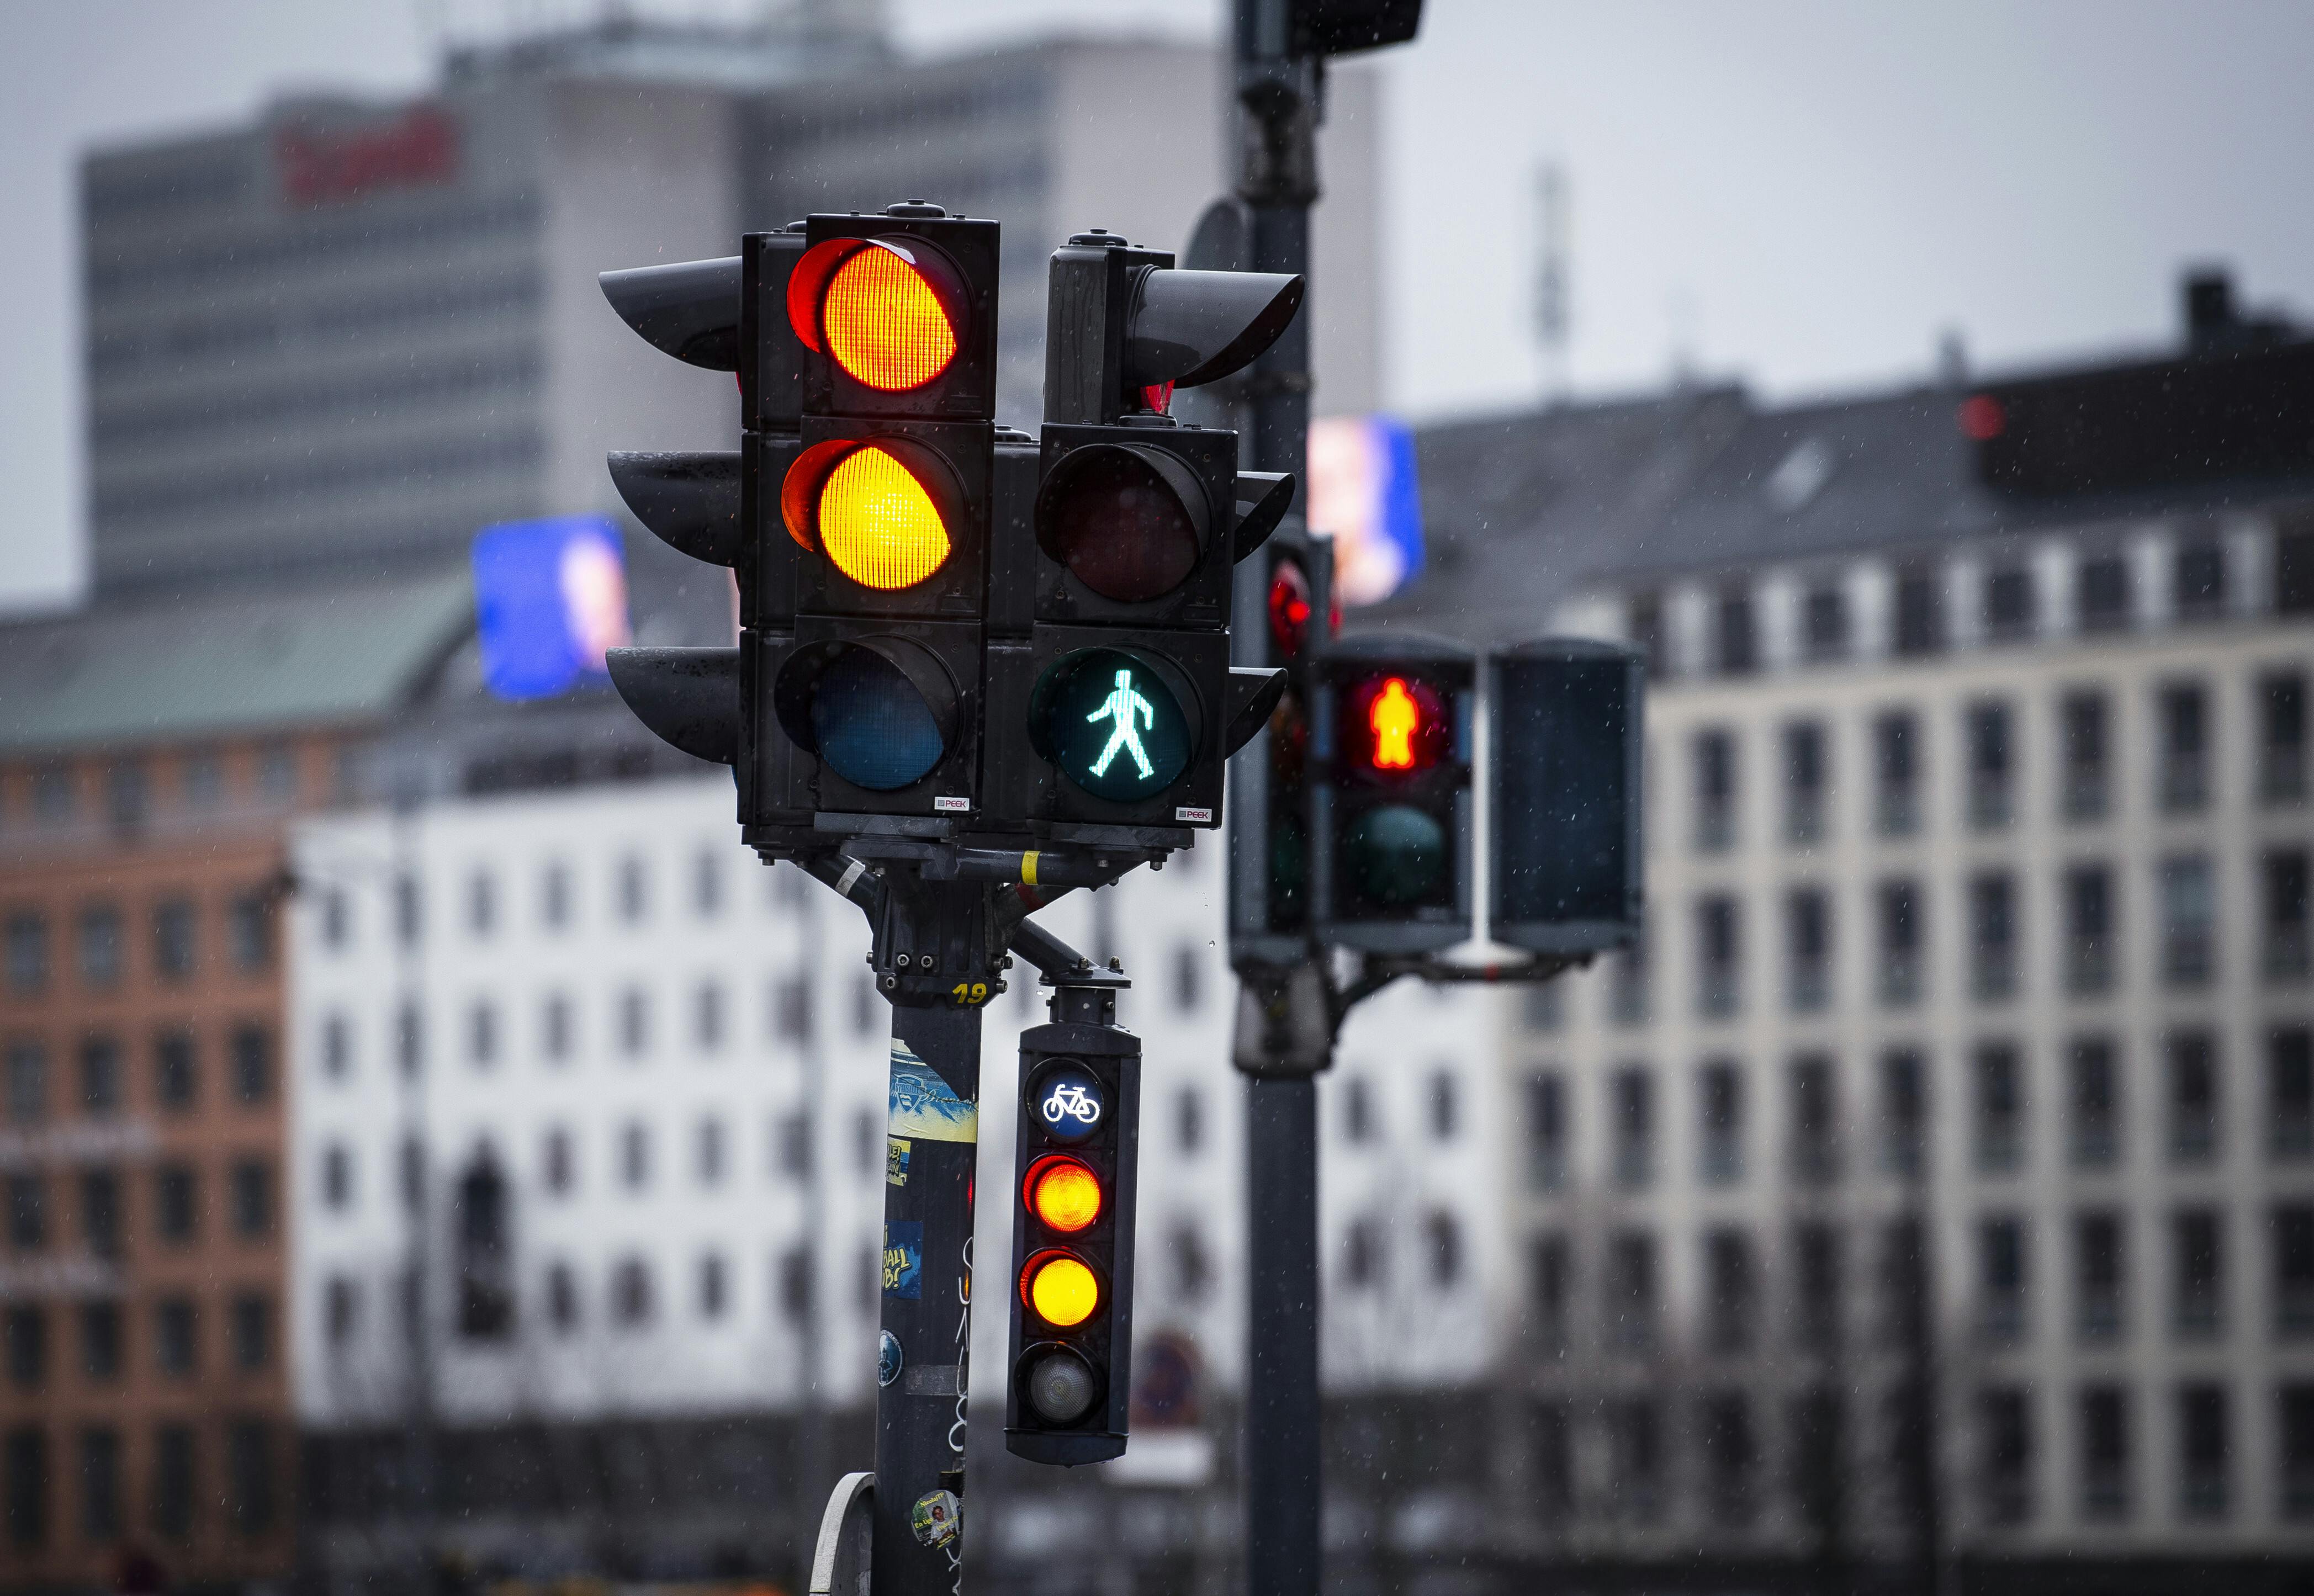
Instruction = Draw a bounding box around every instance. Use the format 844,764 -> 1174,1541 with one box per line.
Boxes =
1379,269 -> 2314,1591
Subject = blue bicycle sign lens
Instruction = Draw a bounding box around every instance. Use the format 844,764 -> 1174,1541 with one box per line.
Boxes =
1028,1062 -> 1105,1144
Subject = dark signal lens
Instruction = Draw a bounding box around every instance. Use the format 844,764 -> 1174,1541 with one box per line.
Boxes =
1021,1344 -> 1101,1424
1036,445 -> 1207,603
809,648 -> 945,791
1346,804 -> 1448,905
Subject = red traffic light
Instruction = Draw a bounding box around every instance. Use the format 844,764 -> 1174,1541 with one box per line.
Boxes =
787,236 -> 967,393
1024,1154 -> 1103,1233
1343,672 -> 1447,776
1268,558 -> 1313,660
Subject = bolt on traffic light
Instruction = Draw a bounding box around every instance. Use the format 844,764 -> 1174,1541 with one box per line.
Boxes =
1489,637 -> 1645,954
1006,1020 -> 1140,1465
1313,633 -> 1475,952
984,231 -> 1297,834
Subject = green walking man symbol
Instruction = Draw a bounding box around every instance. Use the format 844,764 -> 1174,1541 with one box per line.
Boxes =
1085,667 -> 1156,781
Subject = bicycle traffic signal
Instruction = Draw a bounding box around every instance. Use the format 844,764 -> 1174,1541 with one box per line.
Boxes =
985,232 -> 1297,832
1489,637 -> 1645,953
1314,633 -> 1475,951
1005,1016 -> 1141,1464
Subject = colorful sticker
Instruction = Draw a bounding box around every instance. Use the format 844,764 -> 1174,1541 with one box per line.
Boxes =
878,1330 -> 903,1388
889,1042 -> 977,1144
910,1489 -> 961,1549
886,1136 -> 913,1187
883,1221 -> 923,1300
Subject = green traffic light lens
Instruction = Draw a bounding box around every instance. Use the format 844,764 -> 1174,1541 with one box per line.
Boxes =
1346,803 -> 1447,906
1032,648 -> 1194,802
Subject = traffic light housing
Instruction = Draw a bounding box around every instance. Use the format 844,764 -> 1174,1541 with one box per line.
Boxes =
984,233 -> 1296,833
1229,525 -> 1333,965
1313,633 -> 1475,952
1488,637 -> 1645,954
1005,1016 -> 1141,1464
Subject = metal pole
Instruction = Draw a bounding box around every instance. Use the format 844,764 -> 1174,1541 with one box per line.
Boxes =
796,867 -> 829,1562
1232,5 -> 1327,1592
872,998 -> 982,1596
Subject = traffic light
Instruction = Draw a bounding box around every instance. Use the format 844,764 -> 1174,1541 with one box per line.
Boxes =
1229,526 -> 1333,964
1488,637 -> 1645,953
984,232 -> 1298,832
1313,633 -> 1475,952
752,204 -> 1002,824
1005,1016 -> 1141,1464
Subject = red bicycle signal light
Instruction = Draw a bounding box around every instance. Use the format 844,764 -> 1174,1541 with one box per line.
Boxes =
786,236 -> 966,392
1024,1154 -> 1103,1233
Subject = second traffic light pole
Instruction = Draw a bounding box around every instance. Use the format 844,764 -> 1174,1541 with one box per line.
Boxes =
1232,5 -> 1327,1594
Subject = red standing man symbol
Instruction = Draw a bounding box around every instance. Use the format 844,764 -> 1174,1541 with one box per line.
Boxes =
1370,677 -> 1420,770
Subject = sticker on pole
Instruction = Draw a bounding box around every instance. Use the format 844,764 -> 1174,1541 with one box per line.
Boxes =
910,1489 -> 962,1549
883,1221 -> 923,1300
886,1136 -> 913,1186
889,1041 -> 977,1144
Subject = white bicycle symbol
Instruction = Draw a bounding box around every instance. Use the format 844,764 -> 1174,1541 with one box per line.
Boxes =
1041,1083 -> 1102,1126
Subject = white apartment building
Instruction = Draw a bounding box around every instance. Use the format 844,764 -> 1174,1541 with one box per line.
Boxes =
1478,373 -> 2314,1584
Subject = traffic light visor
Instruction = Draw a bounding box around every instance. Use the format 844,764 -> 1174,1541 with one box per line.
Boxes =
1029,647 -> 1198,802
1035,443 -> 1210,603
1025,1155 -> 1103,1233
1021,1251 -> 1102,1328
782,439 -> 959,591
772,637 -> 958,793
787,236 -> 963,391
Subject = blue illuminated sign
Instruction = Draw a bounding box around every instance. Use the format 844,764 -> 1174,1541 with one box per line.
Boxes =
472,516 -> 632,702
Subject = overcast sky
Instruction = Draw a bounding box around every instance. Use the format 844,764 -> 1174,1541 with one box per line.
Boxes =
6,0 -> 2313,611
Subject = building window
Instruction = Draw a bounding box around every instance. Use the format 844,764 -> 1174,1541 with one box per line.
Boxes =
1172,945 -> 1201,1012
2172,1208 -> 2224,1339
2158,682 -> 2211,813
2262,670 -> 2308,804
82,1426 -> 125,1544
2061,690 -> 2109,821
541,862 -> 571,930
692,848 -> 722,919
6,1425 -> 47,1549
772,975 -> 813,1043
618,987 -> 649,1058
1782,720 -> 1827,844
1627,591 -> 1664,673
1696,896 -> 1740,1018
1693,728 -> 1736,852
81,1301 -> 122,1380
1519,981 -> 1562,1033
1979,1388 -> 2034,1525
3,1042 -> 44,1126
1611,1067 -> 1653,1189
1894,567 -> 1942,655
612,1257 -> 653,1328
775,1111 -> 813,1178
2079,554 -> 2131,630
1426,1211 -> 1463,1286
227,1420 -> 276,1535
1530,1402 -> 1572,1518
1877,878 -> 1923,1006
1984,564 -> 2034,638
543,1127 -> 573,1196
2283,1386 -> 2314,1521
1177,1087 -> 1204,1155
2160,855 -> 2216,987
2266,850 -> 2311,982
1786,888 -> 1830,1012
230,1024 -> 270,1104
693,980 -> 724,1052
1171,1223 -> 1211,1301
4,1306 -> 45,1390
1427,1070 -> 1457,1140
1608,1398 -> 1662,1521
150,1296 -> 194,1380
1966,701 -> 2014,829
1609,932 -> 1649,1026
396,1001 -> 423,1078
1525,1073 -> 1565,1191
2276,1029 -> 2314,1162
1802,580 -> 1846,660
107,762 -> 147,835
1715,583 -> 1756,675
76,906 -> 121,989
1343,1216 -> 1383,1289
1698,1060 -> 1743,1185
2179,1385 -> 2230,1520
2065,863 -> 2115,995
227,890 -> 272,973
230,1159 -> 272,1239
542,994 -> 573,1063
2074,1212 -> 2124,1344
1529,1234 -> 1570,1356
2175,537 -> 2227,619
151,899 -> 195,981
1701,1392 -> 1757,1525
230,1292 -> 271,1371
620,1122 -> 650,1189
2276,1206 -> 2314,1339
1979,1216 -> 2027,1342
696,1116 -> 726,1187
1881,1048 -> 1924,1175
1969,872 -> 2017,1001
1873,710 -> 1919,836
1974,1043 -> 2024,1174
1702,1229 -> 1754,1354
77,1169 -> 119,1260
155,1031 -> 195,1109
155,1165 -> 195,1244
1606,1229 -> 1658,1351
616,855 -> 648,924
2071,1038 -> 2120,1168
319,887 -> 349,950
325,1278 -> 358,1348
3,910 -> 48,997
7,1174 -> 45,1251
1793,1221 -> 1841,1351
2168,1032 -> 2221,1164
321,1013 -> 351,1079
1789,1054 -> 1839,1184
698,1253 -> 728,1321
321,1144 -> 352,1211
547,1263 -> 580,1332
80,1036 -> 121,1117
